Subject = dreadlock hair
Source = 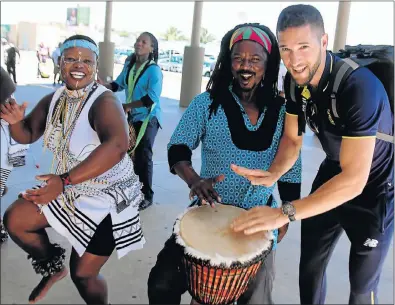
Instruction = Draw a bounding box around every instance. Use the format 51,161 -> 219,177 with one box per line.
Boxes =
127,32 -> 159,68
206,23 -> 281,118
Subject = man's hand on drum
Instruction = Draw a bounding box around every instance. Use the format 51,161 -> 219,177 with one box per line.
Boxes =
231,205 -> 289,235
231,164 -> 279,187
189,174 -> 225,207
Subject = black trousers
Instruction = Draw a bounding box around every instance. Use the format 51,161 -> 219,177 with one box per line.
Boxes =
132,117 -> 159,202
147,234 -> 276,304
6,62 -> 16,83
299,159 -> 394,304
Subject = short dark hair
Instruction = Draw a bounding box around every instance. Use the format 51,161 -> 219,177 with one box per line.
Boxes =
276,4 -> 325,36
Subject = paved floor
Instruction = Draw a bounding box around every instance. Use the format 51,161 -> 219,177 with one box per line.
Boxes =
0,66 -> 393,304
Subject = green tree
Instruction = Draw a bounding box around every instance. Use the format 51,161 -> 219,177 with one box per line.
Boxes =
118,30 -> 130,38
200,28 -> 215,44
162,26 -> 187,41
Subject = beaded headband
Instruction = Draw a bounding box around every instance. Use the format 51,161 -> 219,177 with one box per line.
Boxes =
60,39 -> 99,57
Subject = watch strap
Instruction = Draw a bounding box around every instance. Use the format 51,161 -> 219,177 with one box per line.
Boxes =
282,201 -> 296,222
59,172 -> 72,192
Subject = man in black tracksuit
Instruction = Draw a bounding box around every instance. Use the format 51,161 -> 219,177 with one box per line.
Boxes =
231,4 -> 393,304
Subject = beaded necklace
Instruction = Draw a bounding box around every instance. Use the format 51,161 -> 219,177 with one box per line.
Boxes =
43,83 -> 95,213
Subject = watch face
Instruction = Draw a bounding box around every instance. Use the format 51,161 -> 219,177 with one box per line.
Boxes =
282,203 -> 296,216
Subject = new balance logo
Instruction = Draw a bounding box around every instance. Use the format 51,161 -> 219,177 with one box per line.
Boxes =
363,238 -> 379,248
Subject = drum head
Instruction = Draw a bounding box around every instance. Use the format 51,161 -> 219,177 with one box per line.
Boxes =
178,204 -> 272,263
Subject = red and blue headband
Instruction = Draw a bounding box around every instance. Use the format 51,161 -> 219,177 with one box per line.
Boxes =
229,26 -> 272,54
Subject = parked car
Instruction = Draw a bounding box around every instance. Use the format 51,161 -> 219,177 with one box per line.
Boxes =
204,54 -> 216,62
114,47 -> 133,64
158,58 -> 171,71
202,61 -> 211,77
169,55 -> 183,73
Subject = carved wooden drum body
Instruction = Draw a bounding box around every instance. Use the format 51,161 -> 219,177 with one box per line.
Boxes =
173,204 -> 273,305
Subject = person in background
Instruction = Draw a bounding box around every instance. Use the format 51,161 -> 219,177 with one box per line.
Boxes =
6,43 -> 20,84
99,32 -> 163,211
36,42 -> 49,78
51,43 -> 62,85
0,67 -> 29,242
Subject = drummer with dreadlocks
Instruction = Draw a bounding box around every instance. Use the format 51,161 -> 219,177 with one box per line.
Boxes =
1,34 -> 145,304
148,23 -> 302,304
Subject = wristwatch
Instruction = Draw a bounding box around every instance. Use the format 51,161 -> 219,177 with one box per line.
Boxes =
281,201 -> 296,222
59,172 -> 72,192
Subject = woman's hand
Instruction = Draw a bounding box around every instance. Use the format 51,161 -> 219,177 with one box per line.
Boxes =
23,174 -> 64,204
0,98 -> 28,125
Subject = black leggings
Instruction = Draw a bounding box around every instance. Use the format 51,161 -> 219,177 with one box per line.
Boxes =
85,214 -> 115,257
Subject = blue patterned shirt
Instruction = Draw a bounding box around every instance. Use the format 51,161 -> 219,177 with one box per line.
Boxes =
168,89 -> 302,248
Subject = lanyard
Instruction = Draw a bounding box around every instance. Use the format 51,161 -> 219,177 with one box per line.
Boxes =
125,59 -> 157,154
127,60 -> 150,104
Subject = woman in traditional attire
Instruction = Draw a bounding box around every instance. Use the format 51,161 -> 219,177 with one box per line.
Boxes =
0,35 -> 145,304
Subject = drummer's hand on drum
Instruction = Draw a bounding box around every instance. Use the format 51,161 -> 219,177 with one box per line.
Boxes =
189,175 -> 225,207
230,164 -> 280,187
230,206 -> 288,235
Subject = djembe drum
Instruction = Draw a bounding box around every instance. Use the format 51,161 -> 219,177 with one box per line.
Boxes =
173,204 -> 273,305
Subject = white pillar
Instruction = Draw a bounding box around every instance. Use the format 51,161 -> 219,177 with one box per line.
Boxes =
179,1 -> 205,107
333,1 -> 351,52
104,1 -> 112,43
98,1 -> 115,82
190,1 -> 203,47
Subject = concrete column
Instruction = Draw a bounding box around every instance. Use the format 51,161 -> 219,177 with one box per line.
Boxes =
332,1 -> 351,52
98,1 -> 115,82
190,1 -> 203,47
179,1 -> 205,107
104,1 -> 112,43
